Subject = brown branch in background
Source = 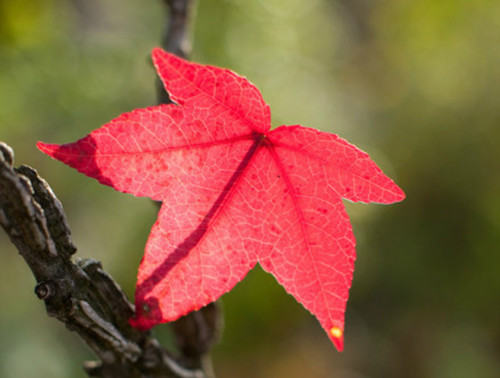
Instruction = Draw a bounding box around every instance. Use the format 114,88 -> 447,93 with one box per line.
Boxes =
162,0 -> 194,58
157,0 -> 195,104
157,2 -> 223,377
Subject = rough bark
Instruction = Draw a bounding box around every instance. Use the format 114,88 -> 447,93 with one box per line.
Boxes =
0,142 -> 206,378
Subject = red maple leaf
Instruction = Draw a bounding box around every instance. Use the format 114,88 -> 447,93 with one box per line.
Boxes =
38,48 -> 404,351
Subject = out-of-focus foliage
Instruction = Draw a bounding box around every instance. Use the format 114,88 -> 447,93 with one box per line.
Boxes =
0,0 -> 499,377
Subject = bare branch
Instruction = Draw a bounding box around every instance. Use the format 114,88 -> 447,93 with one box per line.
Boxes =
162,0 -> 195,58
0,142 -> 204,378
157,0 -> 195,104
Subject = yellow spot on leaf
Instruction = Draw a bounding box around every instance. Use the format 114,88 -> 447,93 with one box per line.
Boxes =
330,326 -> 343,339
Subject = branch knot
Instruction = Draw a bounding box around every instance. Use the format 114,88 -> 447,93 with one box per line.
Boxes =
35,280 -> 57,300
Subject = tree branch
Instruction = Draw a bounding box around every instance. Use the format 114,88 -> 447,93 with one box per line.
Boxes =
0,142 -> 204,378
161,0 -> 195,58
157,0 -> 196,104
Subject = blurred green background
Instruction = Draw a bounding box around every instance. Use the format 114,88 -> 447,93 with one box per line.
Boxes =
1,0 -> 499,377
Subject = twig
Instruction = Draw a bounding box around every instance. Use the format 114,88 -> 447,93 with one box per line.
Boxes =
157,0 -> 196,104
0,141 -> 205,378
161,0 -> 195,58
0,1 -> 221,376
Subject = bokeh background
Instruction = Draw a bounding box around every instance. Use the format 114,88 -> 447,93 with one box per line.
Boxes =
1,0 -> 499,377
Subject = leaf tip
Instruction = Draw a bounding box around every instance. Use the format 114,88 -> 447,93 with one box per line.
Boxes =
151,47 -> 166,60
36,141 -> 58,157
329,326 -> 344,351
151,47 -> 180,70
393,184 -> 406,203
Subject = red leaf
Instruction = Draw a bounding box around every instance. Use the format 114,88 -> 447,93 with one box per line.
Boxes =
37,48 -> 404,351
